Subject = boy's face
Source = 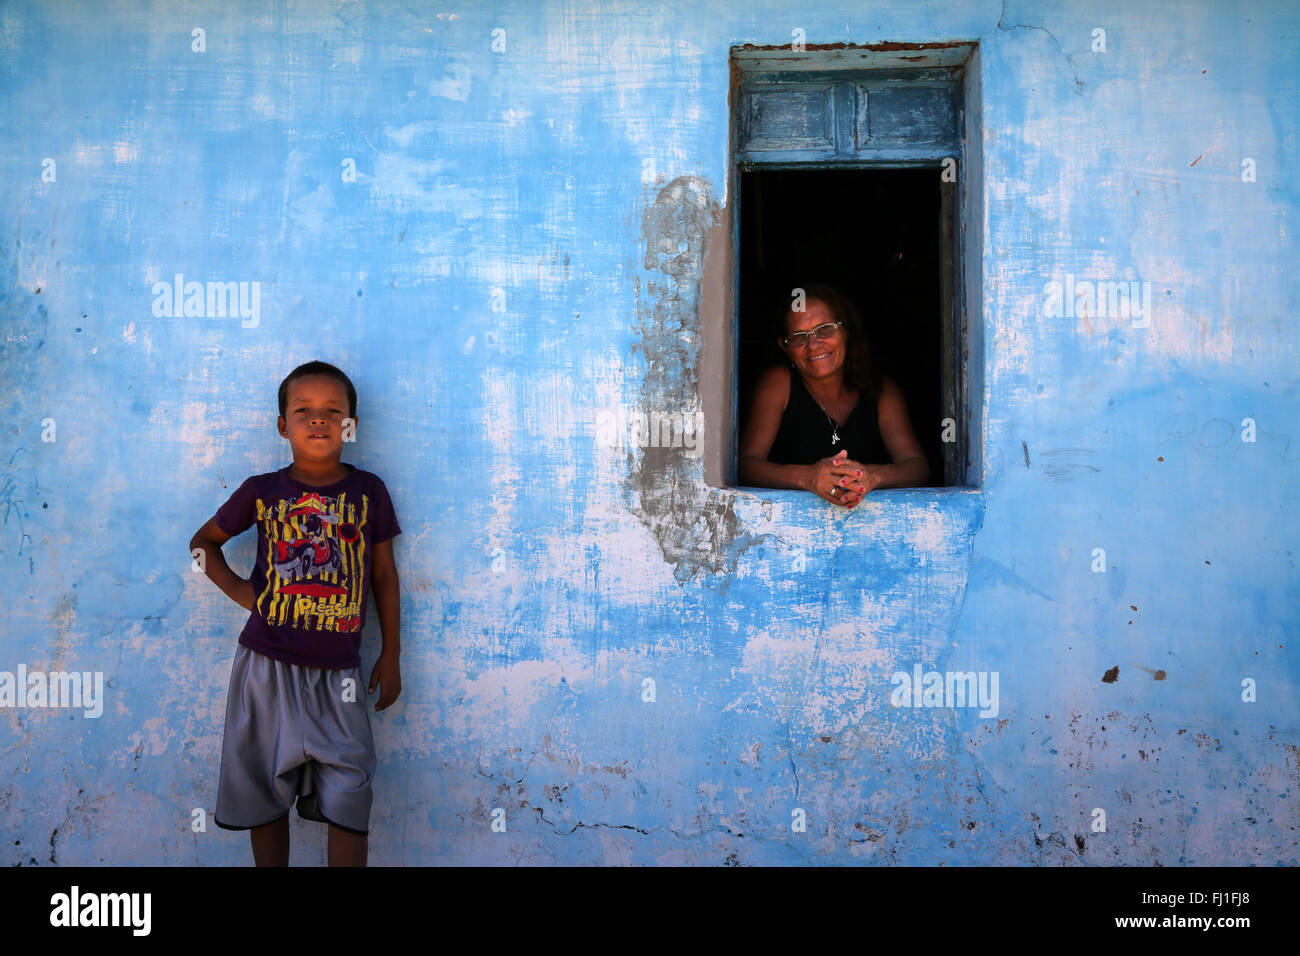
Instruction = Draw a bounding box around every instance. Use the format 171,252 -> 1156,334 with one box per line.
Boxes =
277,375 -> 354,465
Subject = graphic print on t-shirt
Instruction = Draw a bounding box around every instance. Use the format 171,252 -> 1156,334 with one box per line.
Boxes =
253,489 -> 373,633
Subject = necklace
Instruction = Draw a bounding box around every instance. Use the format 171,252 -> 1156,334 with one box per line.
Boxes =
808,391 -> 842,445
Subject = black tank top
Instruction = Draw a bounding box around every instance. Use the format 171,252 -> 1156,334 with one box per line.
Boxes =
767,368 -> 890,466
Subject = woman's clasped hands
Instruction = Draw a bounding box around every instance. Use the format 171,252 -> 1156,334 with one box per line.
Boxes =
806,449 -> 882,508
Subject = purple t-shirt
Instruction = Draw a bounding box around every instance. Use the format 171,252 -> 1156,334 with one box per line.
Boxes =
215,464 -> 401,669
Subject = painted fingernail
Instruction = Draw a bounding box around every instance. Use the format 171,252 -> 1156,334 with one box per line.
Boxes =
856,470 -> 862,476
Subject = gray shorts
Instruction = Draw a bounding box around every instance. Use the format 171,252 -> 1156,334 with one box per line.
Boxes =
215,644 -> 376,836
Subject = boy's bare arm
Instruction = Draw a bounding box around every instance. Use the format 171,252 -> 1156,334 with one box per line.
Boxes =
189,517 -> 256,611
370,539 -> 400,658
368,539 -> 401,710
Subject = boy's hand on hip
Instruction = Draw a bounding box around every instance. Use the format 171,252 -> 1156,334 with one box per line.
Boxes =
368,651 -> 401,711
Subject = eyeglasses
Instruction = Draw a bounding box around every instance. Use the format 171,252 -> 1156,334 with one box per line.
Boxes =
783,321 -> 842,349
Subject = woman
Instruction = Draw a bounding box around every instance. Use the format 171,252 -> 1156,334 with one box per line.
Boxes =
738,283 -> 930,507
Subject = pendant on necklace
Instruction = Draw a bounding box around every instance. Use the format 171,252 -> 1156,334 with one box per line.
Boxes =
814,393 -> 841,445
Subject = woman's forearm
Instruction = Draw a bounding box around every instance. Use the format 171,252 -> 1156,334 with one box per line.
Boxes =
738,456 -> 814,491
870,456 -> 930,489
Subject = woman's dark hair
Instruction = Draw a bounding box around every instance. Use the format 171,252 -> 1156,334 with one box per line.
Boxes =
776,282 -> 884,401
278,361 -> 358,420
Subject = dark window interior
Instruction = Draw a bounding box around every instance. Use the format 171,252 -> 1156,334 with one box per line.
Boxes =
737,166 -> 946,487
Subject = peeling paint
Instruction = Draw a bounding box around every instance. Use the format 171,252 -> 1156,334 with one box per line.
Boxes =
630,176 -> 766,581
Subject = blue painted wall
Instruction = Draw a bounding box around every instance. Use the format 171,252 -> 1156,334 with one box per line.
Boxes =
2,0 -> 1297,865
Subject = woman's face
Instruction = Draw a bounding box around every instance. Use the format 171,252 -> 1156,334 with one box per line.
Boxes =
781,298 -> 846,381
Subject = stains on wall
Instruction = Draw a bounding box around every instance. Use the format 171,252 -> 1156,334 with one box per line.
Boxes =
630,176 -> 765,581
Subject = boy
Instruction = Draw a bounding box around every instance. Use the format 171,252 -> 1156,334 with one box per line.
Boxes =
189,361 -> 401,866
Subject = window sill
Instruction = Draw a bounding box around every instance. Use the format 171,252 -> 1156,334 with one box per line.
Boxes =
723,484 -> 987,543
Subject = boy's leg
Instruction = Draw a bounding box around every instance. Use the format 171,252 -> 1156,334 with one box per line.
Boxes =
327,824 -> 366,867
216,646 -> 304,862
251,815 -> 291,866
298,661 -> 377,864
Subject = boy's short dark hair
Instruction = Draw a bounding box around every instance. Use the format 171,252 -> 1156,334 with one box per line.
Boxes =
278,362 -> 358,420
